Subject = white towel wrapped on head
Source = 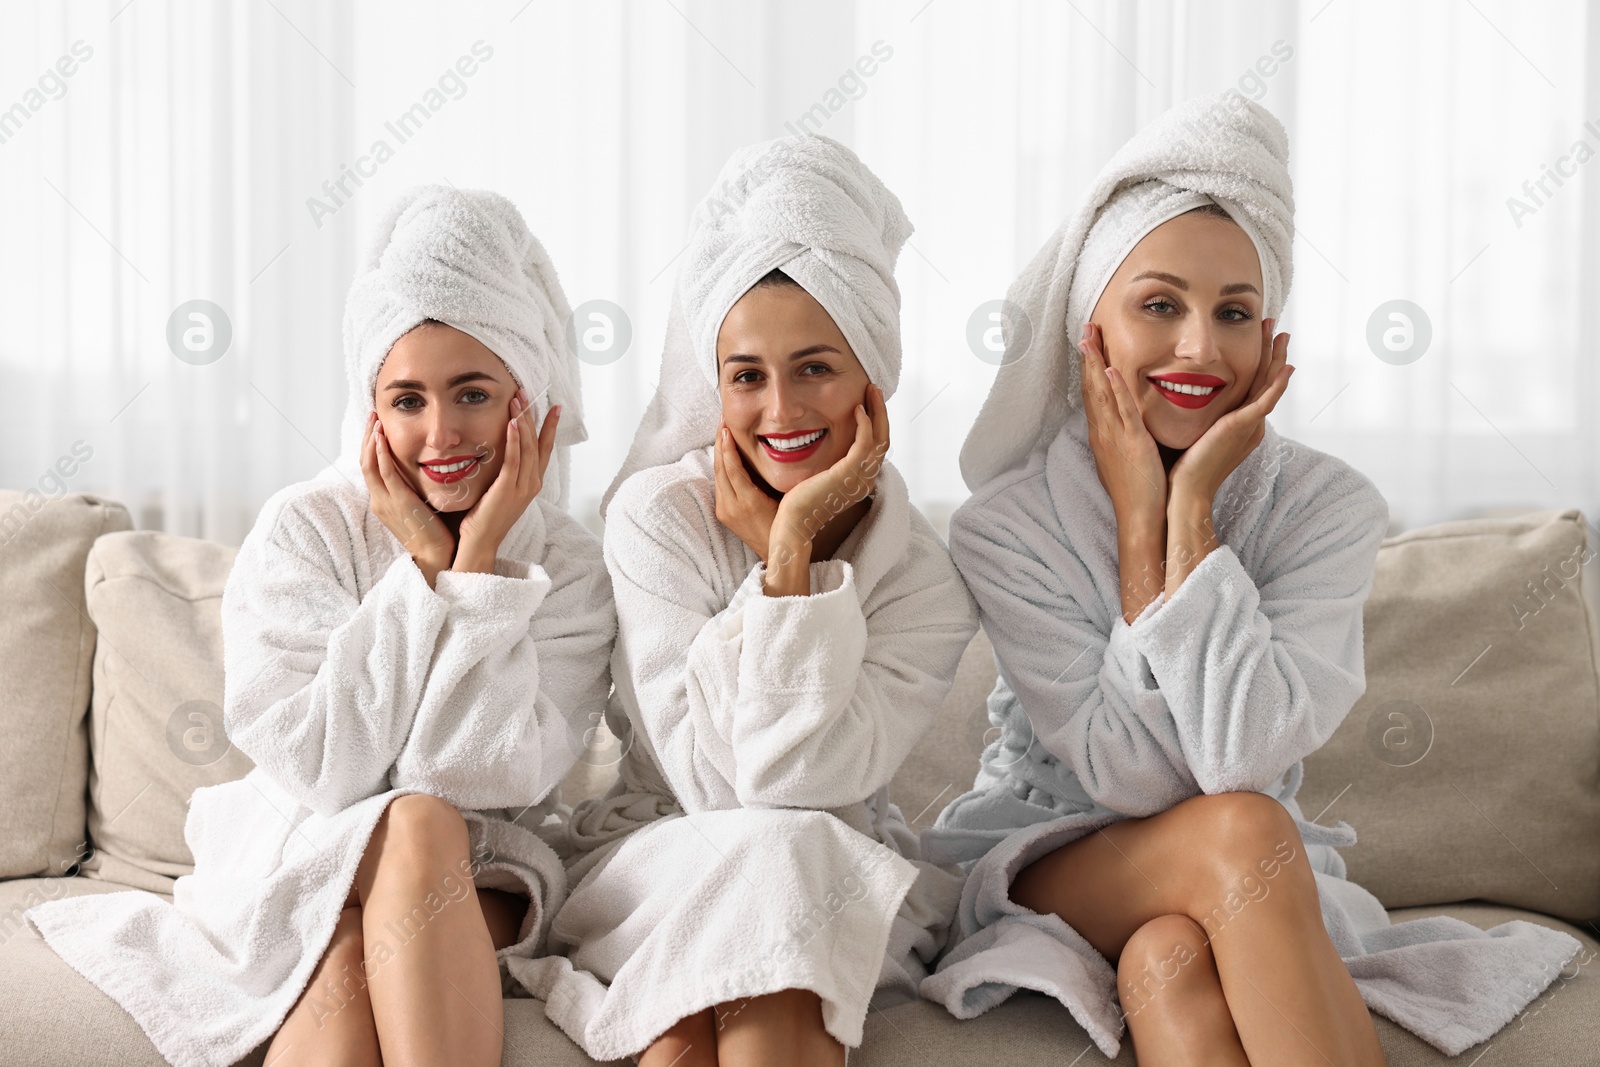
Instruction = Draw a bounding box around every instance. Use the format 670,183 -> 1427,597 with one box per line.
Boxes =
336,184 -> 589,510
959,93 -> 1294,494
602,133 -> 911,516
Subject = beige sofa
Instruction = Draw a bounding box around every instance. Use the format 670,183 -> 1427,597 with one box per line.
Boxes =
1,490 -> 1597,1065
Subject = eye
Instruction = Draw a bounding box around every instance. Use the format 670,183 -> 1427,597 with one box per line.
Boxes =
799,362 -> 832,376
460,388 -> 490,404
392,394 -> 422,411
730,369 -> 762,385
1218,305 -> 1254,323
1143,298 -> 1178,315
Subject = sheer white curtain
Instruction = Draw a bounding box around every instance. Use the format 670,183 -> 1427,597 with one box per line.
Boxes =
1,0 -> 1592,543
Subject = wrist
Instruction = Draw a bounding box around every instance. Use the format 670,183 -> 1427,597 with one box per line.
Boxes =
763,539 -> 811,597
451,539 -> 496,575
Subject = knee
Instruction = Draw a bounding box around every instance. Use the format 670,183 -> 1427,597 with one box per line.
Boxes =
1174,792 -> 1302,883
1116,915 -> 1211,1020
381,793 -> 470,867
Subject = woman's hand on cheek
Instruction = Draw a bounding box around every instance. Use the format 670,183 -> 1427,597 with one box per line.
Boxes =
455,391 -> 559,575
713,424 -> 779,563
1079,324 -> 1167,540
360,411 -> 455,587
771,382 -> 889,563
1168,320 -> 1292,508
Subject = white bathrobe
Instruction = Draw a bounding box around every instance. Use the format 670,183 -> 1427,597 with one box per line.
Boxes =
510,447 -> 979,1063
920,409 -> 1583,1057
27,466 -> 615,1067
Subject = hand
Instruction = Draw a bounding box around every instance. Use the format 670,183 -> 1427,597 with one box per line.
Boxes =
769,382 -> 890,565
361,412 -> 456,583
1079,323 -> 1167,540
1168,318 -> 1293,507
454,389 -> 560,574
714,423 -> 780,562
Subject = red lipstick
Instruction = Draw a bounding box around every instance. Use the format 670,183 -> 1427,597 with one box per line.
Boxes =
757,429 -> 827,464
420,454 -> 482,484
1147,372 -> 1226,410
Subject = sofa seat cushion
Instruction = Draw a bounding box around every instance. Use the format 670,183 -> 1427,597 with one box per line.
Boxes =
2,877 -> 1591,1066
850,903 -> 1596,1066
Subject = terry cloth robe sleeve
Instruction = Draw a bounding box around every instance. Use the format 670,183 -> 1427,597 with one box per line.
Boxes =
224,494 -> 558,817
607,463 -> 973,813
1126,476 -> 1389,795
949,473 -> 1195,818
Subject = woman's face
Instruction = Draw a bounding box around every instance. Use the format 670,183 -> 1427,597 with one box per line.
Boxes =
374,322 -> 515,513
1089,212 -> 1265,450
717,282 -> 870,495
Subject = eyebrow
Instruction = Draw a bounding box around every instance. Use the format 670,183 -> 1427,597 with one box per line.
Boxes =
383,371 -> 499,391
1129,270 -> 1261,297
721,344 -> 842,366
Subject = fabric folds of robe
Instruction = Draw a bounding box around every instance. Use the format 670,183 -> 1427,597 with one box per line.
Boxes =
510,449 -> 979,1062
919,410 -> 1582,1058
26,471 -> 615,1067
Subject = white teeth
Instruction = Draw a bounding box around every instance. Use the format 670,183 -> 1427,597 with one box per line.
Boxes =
424,458 -> 476,473
1153,380 -> 1218,396
762,430 -> 824,451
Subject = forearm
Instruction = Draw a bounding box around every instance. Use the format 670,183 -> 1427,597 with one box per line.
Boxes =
1164,490 -> 1218,601
1118,519 -> 1166,624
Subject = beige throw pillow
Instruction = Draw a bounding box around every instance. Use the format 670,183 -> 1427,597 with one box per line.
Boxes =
1300,508 -> 1600,922
0,491 -> 132,879
78,530 -> 254,894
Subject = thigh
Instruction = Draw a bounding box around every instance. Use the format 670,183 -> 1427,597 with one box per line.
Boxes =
1010,802 -> 1226,961
477,887 -> 529,951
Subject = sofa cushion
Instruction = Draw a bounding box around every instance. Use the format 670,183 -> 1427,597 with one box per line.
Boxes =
2,875 -> 1589,1065
0,492 -> 132,879
851,903 -> 1599,1065
77,531 -> 254,894
1300,508 -> 1600,922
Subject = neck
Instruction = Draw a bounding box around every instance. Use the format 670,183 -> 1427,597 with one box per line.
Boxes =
809,496 -> 873,562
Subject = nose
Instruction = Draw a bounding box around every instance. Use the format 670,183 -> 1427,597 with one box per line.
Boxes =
423,407 -> 462,452
1173,313 -> 1224,366
764,376 -> 806,426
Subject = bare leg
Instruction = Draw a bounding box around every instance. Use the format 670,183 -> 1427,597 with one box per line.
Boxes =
1117,914 -> 1248,1066
640,1009 -> 717,1066
1012,792 -> 1387,1067
263,905 -> 381,1066
354,793 -> 513,1067
714,989 -> 845,1067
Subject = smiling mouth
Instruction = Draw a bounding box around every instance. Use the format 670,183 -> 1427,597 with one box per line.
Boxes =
1148,373 -> 1226,409
757,429 -> 827,463
419,455 -> 482,483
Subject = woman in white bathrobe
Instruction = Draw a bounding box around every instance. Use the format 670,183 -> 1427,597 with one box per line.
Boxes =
921,95 -> 1581,1063
513,135 -> 979,1066
27,186 -> 615,1067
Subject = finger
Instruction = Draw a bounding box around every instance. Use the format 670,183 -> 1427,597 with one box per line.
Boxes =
714,426 -> 731,504
1242,362 -> 1294,421
1080,327 -> 1122,433
360,414 -> 380,486
1246,317 -> 1277,403
871,383 -> 891,460
536,404 -> 561,483
512,394 -> 537,497
501,407 -> 522,491
1104,365 -> 1143,433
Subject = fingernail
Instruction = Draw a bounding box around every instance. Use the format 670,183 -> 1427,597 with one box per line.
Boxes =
1080,324 -> 1091,340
